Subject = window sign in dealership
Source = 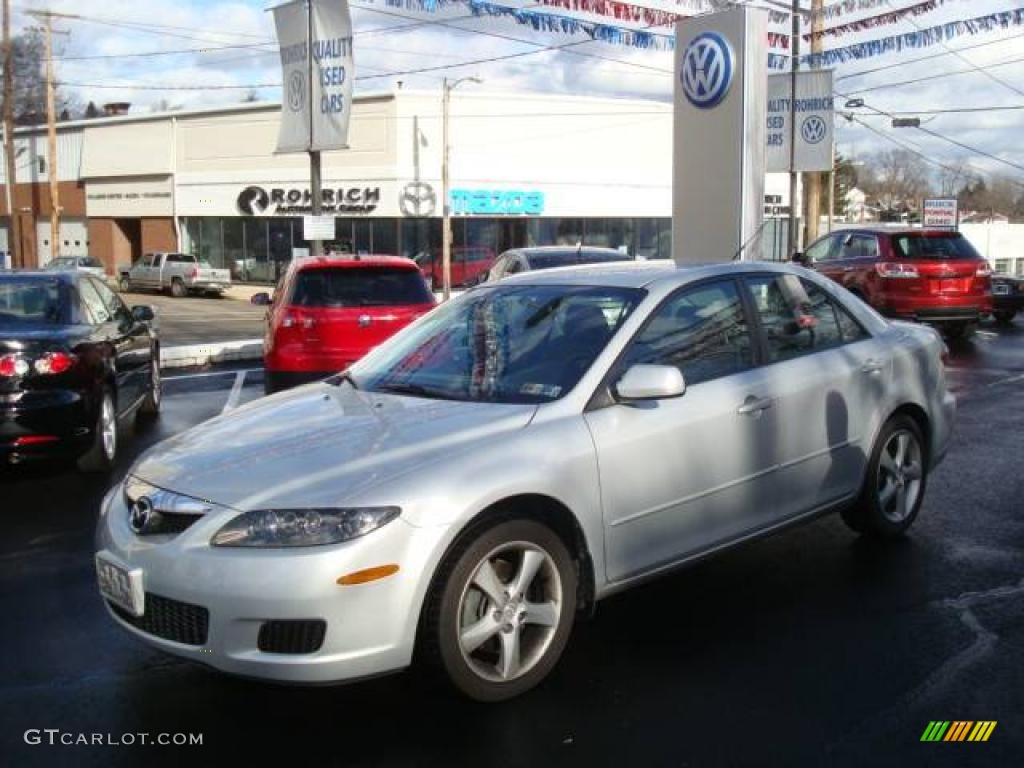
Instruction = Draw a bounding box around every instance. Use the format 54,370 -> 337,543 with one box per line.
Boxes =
236,186 -> 380,216
449,190 -> 545,216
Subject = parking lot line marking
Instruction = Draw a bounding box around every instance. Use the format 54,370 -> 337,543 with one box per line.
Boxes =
165,367 -> 262,382
222,371 -> 247,414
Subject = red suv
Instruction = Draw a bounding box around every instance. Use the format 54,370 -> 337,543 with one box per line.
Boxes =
796,228 -> 992,337
256,255 -> 436,393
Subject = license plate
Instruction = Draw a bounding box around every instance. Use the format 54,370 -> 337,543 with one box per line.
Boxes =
96,552 -> 145,617
994,284 -> 1010,295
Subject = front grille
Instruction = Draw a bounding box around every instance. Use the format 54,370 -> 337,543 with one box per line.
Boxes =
110,593 -> 209,646
258,620 -> 327,654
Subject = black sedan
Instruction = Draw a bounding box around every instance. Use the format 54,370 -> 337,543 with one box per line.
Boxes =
0,271 -> 160,471
991,273 -> 1024,325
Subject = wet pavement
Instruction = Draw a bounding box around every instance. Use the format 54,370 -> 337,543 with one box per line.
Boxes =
1,320 -> 1022,767
119,290 -> 266,347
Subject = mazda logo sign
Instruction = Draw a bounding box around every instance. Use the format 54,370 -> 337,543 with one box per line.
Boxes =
129,497 -> 154,534
399,182 -> 437,217
681,32 -> 734,110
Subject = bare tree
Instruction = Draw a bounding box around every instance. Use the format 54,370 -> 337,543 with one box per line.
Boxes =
861,149 -> 931,213
6,27 -> 79,125
936,160 -> 969,198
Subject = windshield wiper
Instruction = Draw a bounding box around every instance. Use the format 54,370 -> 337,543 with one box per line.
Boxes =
373,382 -> 457,400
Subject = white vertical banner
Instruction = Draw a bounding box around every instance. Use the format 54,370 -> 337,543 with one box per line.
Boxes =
673,7 -> 768,263
766,70 -> 835,173
273,0 -> 354,154
274,0 -> 311,154
309,0 -> 354,151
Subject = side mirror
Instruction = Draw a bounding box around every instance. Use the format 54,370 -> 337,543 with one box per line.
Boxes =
131,305 -> 155,322
250,292 -> 272,306
614,364 -> 686,402
791,251 -> 808,266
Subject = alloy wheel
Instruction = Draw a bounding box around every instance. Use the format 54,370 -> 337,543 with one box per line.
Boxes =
100,395 -> 117,461
876,429 -> 923,524
456,541 -> 563,683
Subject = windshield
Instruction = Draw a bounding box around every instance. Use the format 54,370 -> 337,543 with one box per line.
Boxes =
892,233 -> 981,260
527,251 -> 626,271
351,284 -> 644,404
0,278 -> 67,325
48,258 -> 75,269
291,266 -> 433,308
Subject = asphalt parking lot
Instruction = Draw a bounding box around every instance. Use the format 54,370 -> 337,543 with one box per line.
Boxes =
1,320 -> 1022,767
118,290 -> 266,347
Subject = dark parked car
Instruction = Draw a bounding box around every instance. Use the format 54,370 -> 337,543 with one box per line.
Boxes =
483,246 -> 631,283
991,274 -> 1023,325
795,228 -> 992,338
0,271 -> 160,471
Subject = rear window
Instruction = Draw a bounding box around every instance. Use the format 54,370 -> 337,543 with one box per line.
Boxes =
0,278 -> 67,325
166,254 -> 198,264
289,267 -> 433,308
892,234 -> 981,260
527,251 -> 624,271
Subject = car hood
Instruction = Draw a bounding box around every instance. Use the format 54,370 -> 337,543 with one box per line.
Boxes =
131,381 -> 537,511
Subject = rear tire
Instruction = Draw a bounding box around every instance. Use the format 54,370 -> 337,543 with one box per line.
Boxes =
422,518 -> 577,702
993,310 -> 1016,326
137,353 -> 161,422
842,415 -> 927,538
943,321 -> 975,339
170,278 -> 187,298
78,390 -> 117,473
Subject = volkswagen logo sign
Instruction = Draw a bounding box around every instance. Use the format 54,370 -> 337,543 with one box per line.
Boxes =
287,70 -> 307,113
681,32 -> 734,110
801,115 -> 827,145
129,496 -> 154,534
399,182 -> 437,217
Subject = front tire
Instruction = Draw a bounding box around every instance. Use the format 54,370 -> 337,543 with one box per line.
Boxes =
78,390 -> 117,473
424,519 -> 577,702
841,415 -> 927,538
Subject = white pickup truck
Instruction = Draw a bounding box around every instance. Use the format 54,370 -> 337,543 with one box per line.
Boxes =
119,252 -> 231,298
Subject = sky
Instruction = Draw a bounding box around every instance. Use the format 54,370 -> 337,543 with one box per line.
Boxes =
12,0 -> 1024,188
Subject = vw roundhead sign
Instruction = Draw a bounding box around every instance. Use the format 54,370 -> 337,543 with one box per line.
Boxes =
681,32 -> 735,109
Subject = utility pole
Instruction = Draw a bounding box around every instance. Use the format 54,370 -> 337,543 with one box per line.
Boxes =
803,0 -> 824,244
3,0 -> 22,268
786,0 -> 800,257
307,0 -> 322,259
440,76 -> 480,301
27,10 -> 72,267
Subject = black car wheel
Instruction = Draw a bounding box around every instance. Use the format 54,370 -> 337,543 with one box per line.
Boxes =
993,310 -> 1017,326
78,390 -> 117,473
137,354 -> 161,422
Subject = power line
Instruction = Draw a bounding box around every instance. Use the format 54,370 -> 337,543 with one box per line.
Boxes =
842,52 -> 1024,96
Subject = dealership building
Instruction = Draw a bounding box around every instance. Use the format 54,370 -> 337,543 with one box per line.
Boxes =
1,89 -> 796,283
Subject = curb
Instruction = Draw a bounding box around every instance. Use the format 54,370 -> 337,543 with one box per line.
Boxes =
161,338 -> 264,369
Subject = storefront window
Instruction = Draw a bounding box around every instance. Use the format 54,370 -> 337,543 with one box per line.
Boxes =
373,220 -> 398,255
243,218 -> 270,283
223,219 -> 244,279
200,218 -> 223,268
268,220 -> 292,284
184,218 -> 202,257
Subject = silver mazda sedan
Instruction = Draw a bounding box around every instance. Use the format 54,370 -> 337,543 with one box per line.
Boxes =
96,261 -> 955,701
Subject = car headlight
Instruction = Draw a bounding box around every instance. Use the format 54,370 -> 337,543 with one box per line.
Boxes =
210,507 -> 401,548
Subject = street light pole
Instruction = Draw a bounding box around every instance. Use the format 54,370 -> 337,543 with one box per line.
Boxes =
441,76 -> 480,301
786,0 -> 800,258
3,0 -> 23,268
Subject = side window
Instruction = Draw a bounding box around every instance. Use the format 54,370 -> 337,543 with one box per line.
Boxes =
745,275 -> 844,363
89,277 -> 130,322
835,299 -> 869,343
140,254 -> 154,267
806,235 -> 836,262
838,234 -> 879,260
506,257 -> 524,275
78,279 -> 112,324
622,279 -> 753,386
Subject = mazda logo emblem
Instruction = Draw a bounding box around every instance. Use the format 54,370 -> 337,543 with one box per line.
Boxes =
399,182 -> 437,217
130,496 -> 154,533
801,115 -> 827,145
681,32 -> 734,110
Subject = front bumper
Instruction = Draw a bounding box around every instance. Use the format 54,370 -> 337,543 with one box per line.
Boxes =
95,486 -> 449,684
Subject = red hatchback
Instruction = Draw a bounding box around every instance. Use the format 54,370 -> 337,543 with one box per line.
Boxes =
796,228 -> 992,337
257,255 -> 436,393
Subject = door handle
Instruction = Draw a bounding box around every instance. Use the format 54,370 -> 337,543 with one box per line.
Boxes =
861,359 -> 885,374
737,396 -> 773,416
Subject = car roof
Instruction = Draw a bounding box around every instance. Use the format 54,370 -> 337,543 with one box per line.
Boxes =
832,227 -> 963,237
495,259 -> 807,289
515,246 -> 623,256
0,269 -> 77,282
291,254 -> 419,271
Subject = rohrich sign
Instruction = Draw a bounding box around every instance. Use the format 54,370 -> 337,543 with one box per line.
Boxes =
237,185 -> 380,215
